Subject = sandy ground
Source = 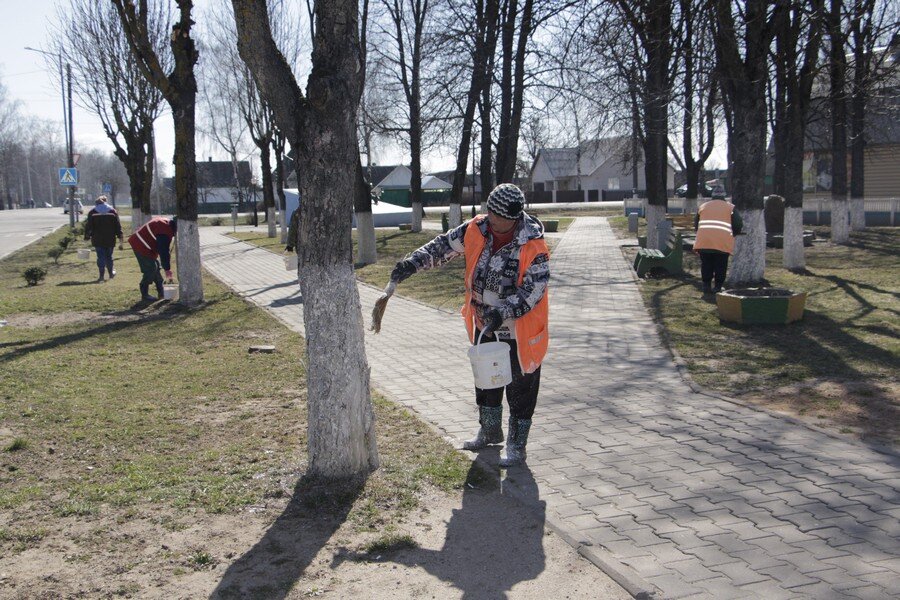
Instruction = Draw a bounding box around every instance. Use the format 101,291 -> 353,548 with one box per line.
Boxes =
0,465 -> 630,600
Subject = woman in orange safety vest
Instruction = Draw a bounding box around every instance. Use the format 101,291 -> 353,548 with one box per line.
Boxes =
389,184 -> 550,468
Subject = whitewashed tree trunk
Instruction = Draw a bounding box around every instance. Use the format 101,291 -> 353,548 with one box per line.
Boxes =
645,203 -> 666,250
176,219 -> 203,306
411,201 -> 423,232
782,207 -> 805,270
300,263 -> 378,476
356,211 -> 377,265
831,198 -> 850,243
849,197 -> 865,231
727,208 -> 766,286
449,203 -> 462,228
267,207 -> 276,238
684,198 -> 698,215
131,207 -> 144,230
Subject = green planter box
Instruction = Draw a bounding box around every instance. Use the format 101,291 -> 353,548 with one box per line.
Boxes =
543,220 -> 559,233
716,288 -> 807,325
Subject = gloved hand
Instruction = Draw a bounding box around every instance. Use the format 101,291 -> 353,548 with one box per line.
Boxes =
390,259 -> 416,283
164,270 -> 174,282
481,308 -> 504,336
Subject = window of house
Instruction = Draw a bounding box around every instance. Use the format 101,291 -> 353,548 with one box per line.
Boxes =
608,177 -> 620,190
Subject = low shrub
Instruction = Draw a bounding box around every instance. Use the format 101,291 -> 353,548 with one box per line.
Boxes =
23,266 -> 47,286
47,247 -> 65,264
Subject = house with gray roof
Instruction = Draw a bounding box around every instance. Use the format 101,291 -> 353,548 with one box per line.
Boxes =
530,136 -> 675,201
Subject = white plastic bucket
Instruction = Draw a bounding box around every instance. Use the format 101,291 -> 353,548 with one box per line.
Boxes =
284,254 -> 298,270
162,284 -> 177,300
468,330 -> 512,389
76,248 -> 91,260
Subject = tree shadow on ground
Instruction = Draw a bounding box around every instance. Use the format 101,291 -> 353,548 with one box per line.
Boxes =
57,280 -> 100,286
211,474 -> 366,600
334,449 -> 548,599
0,301 -> 211,364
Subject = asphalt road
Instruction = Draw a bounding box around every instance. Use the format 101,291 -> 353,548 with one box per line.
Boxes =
0,208 -> 71,261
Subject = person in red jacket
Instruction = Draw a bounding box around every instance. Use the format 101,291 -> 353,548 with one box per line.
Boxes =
128,217 -> 177,301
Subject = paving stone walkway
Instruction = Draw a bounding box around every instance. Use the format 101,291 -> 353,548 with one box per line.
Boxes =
198,221 -> 899,599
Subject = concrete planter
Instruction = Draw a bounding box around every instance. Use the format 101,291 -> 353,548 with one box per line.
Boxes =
716,288 -> 807,325
543,220 -> 559,233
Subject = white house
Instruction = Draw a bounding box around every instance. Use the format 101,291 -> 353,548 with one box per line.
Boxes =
530,136 -> 675,199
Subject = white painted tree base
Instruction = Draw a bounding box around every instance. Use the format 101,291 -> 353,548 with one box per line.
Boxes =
356,211 -> 377,265
299,262 -> 379,477
411,202 -> 423,233
727,208 -> 766,286
832,199 -> 850,244
449,203 -> 462,228
267,208 -> 277,238
783,207 -> 805,270
176,219 -> 203,306
645,204 -> 666,250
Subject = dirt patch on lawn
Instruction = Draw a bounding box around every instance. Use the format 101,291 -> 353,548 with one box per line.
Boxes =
0,475 -> 629,599
739,379 -> 900,448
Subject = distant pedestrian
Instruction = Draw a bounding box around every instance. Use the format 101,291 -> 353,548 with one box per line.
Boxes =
128,216 -> 177,301
84,195 -> 123,282
693,199 -> 743,295
386,183 -> 550,468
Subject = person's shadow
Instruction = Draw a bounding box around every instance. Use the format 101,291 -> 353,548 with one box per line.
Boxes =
335,448 -> 548,599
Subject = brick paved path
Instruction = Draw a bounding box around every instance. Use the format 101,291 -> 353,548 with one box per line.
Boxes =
199,222 -> 899,599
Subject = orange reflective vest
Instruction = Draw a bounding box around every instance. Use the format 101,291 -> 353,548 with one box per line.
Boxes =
461,216 -> 549,374
693,200 -> 735,254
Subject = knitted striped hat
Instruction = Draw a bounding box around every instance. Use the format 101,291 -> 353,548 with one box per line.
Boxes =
486,184 -> 525,220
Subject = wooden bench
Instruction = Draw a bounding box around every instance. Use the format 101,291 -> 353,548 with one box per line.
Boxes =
667,213 -> 696,231
633,229 -> 683,277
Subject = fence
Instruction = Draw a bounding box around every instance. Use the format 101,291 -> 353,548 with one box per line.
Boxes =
622,197 -> 900,226
802,197 -> 899,226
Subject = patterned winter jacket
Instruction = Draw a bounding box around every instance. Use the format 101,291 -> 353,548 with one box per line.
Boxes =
404,213 -> 550,340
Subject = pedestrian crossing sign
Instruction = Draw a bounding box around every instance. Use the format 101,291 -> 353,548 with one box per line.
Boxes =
59,168 -> 78,186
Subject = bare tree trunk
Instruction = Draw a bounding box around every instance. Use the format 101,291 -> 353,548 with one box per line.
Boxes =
355,159 -> 377,265
829,0 -> 850,244
273,134 -> 288,243
232,0 -> 378,479
172,104 -> 203,305
849,53 -> 866,231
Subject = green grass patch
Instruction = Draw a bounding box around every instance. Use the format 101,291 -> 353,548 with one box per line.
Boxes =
610,218 -> 899,444
361,532 -> 418,556
4,438 -> 28,452
1,223 -> 481,563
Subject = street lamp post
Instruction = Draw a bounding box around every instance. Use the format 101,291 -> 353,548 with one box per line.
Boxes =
24,47 -> 75,228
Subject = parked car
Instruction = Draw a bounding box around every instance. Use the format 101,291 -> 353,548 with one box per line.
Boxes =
675,180 -> 727,199
62,200 -> 84,214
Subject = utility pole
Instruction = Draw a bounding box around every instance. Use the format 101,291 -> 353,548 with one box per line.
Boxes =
25,150 -> 34,208
67,63 -> 75,228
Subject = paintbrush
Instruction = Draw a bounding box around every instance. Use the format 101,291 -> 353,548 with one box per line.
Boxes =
371,280 -> 397,333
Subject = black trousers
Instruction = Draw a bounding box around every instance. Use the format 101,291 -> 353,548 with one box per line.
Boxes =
474,331 -> 541,420
699,252 -> 730,288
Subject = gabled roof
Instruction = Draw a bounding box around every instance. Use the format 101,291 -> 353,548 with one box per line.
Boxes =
364,165 -> 399,187
197,160 -> 252,188
421,175 -> 453,190
534,136 -> 633,178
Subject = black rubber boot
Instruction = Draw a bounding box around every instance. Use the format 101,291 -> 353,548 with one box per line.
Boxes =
462,406 -> 504,451
499,417 -> 532,468
140,282 -> 156,302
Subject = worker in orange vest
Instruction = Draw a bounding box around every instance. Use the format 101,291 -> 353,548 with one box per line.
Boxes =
693,199 -> 742,295
389,184 -> 550,468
